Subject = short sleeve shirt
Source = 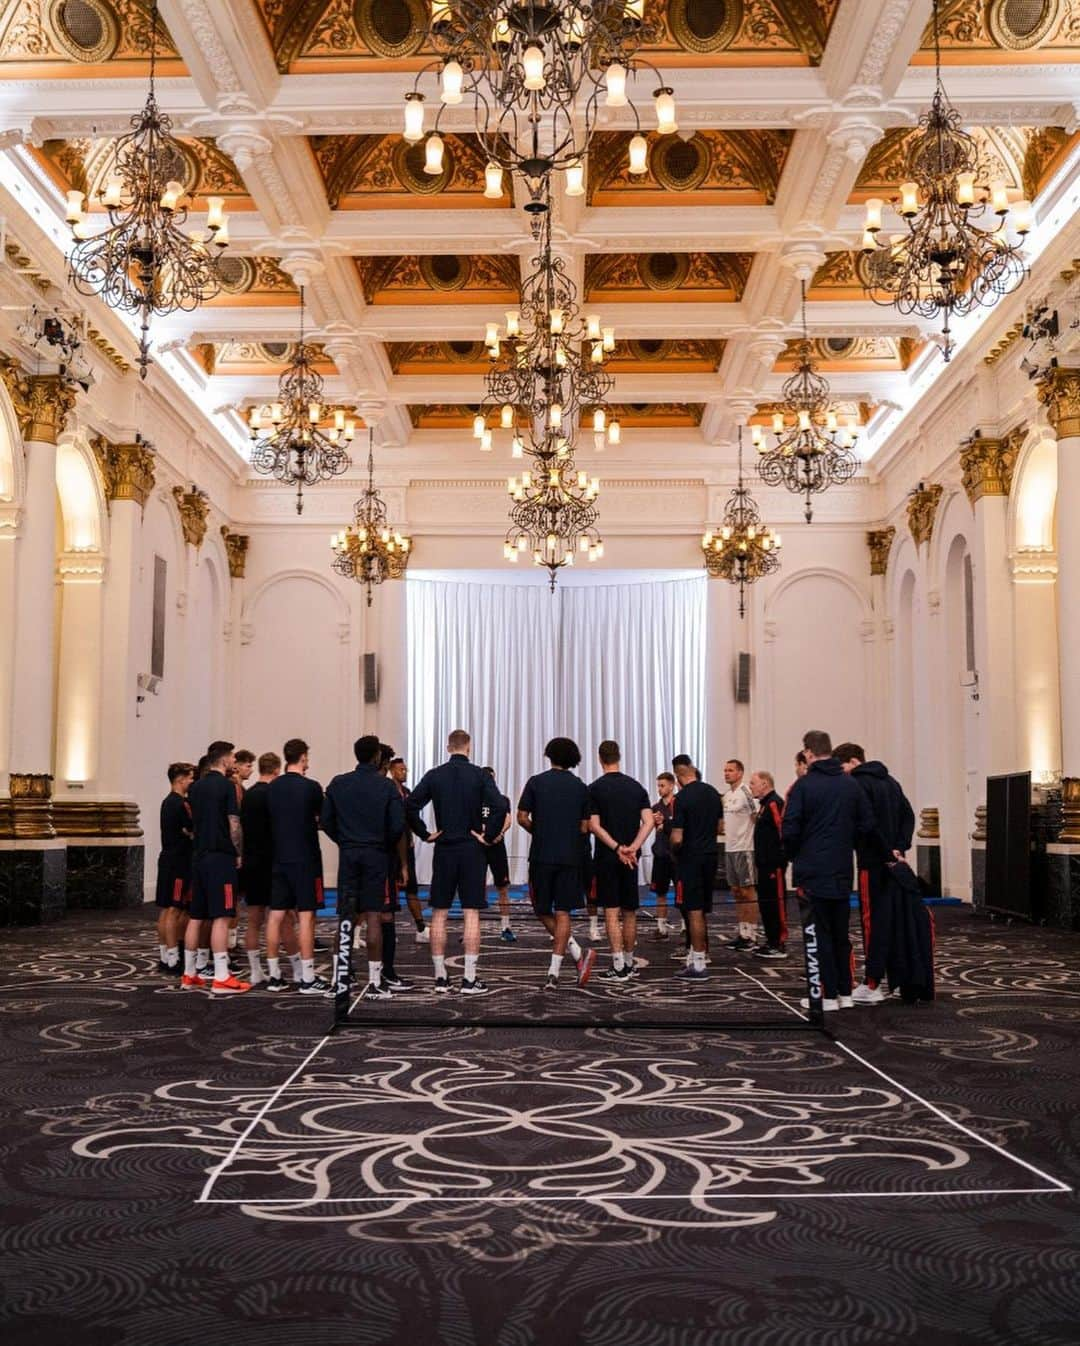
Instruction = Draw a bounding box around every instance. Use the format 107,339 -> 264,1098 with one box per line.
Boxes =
518,768 -> 589,868
188,771 -> 239,858
159,792 -> 192,857
240,780 -> 273,867
722,783 -> 758,853
587,772 -> 650,855
673,779 -> 723,857
268,772 -> 324,866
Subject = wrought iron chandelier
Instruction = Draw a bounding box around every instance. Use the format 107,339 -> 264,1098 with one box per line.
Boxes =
403,1 -> 675,218
504,460 -> 602,589
754,281 -> 859,523
65,0 -> 228,378
248,288 -> 354,514
476,204 -> 618,457
859,0 -> 1030,361
330,431 -> 413,606
703,428 -> 781,618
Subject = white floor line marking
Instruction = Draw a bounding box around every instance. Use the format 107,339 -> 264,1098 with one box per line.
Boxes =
735,965 -> 1071,1194
197,994 -> 359,1204
196,1187 -> 1064,1206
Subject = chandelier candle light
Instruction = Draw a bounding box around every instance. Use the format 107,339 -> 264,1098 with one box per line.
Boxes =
65,0 -> 227,377
859,0 -> 1029,360
330,431 -> 413,606
403,1 -> 676,221
754,281 -> 860,523
703,427 -> 781,618
504,462 -> 602,590
248,288 -> 354,514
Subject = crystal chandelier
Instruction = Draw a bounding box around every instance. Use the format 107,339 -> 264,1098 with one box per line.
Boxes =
504,459 -> 602,589
754,281 -> 860,523
248,288 -> 354,514
330,431 -> 413,606
703,428 -> 781,618
859,0 -> 1030,361
403,1 -> 675,218
476,204 -> 618,457
65,0 -> 228,378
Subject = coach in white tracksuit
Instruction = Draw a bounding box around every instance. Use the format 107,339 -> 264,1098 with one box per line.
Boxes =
722,758 -> 759,951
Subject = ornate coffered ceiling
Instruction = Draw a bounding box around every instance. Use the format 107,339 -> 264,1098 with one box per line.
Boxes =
0,0 -> 1075,480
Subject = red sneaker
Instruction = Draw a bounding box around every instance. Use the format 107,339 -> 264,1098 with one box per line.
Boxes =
211,975 -> 252,996
577,947 -> 597,988
180,973 -> 207,990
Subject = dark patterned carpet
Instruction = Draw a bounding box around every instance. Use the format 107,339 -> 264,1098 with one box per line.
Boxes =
1,903 -> 1078,1346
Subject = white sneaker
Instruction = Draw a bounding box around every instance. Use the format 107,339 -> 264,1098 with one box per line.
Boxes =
415,927 -> 430,944
800,997 -> 840,1011
852,984 -> 886,1005
837,995 -> 854,1009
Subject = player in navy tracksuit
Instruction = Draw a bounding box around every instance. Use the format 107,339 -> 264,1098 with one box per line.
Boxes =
749,770 -> 788,960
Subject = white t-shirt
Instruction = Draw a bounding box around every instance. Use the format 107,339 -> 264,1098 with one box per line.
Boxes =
722,783 -> 758,853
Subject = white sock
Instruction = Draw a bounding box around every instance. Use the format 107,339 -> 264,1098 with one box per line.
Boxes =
589,917 -> 600,935
301,958 -> 315,983
166,947 -> 179,967
158,943 -> 168,962
196,947 -> 210,970
658,918 -> 669,934
692,950 -> 706,972
500,915 -> 510,931
227,929 -> 238,950
567,936 -> 582,962
213,951 -> 230,982
368,960 -> 382,986
247,951 -> 262,980
267,957 -> 281,978
288,954 -> 302,979
549,954 -> 563,977
184,949 -> 197,976
613,951 -> 624,970
739,921 -> 754,940
625,947 -> 635,968
464,954 -> 478,982
433,955 -> 447,979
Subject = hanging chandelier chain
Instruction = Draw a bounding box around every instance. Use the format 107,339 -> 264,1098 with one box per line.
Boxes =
330,428 -> 412,605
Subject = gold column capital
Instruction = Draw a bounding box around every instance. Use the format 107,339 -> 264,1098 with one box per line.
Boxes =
6,771 -> 55,839
866,526 -> 895,576
172,484 -> 210,549
959,432 -> 1016,504
91,435 -> 156,510
220,526 -> 249,579
0,358 -> 79,444
1038,366 -> 1080,440
907,482 -> 943,549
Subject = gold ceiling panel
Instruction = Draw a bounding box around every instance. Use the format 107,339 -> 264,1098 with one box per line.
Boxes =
854,125 -> 1077,202
598,402 -> 705,427
312,133 -> 511,209
601,339 -> 726,372
356,253 -> 520,305
585,252 -> 753,302
408,403 -> 486,429
589,130 -> 792,206
753,398 -> 876,426
205,256 -> 299,307
389,341 -> 491,373
256,0 -> 840,73
197,341 -> 333,376
773,336 -> 919,371
34,135 -> 253,208
916,0 -> 1080,61
808,251 -> 884,300
0,0 -> 182,73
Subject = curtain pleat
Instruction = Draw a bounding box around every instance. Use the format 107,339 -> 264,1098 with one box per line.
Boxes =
407,575 -> 706,882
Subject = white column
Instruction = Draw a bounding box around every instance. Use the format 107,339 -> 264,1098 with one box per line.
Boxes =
374,577 -> 408,754
866,528 -> 895,759
1012,556 -> 1061,778
1040,370 -> 1080,776
0,501 -> 17,790
10,427 -> 60,775
97,497 -> 142,799
54,553 -> 106,790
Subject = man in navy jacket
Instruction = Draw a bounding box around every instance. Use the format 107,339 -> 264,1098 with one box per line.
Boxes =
782,730 -> 875,1010
835,742 -> 916,1004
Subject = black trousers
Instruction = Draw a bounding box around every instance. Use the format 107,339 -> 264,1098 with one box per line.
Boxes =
858,865 -> 894,987
807,895 -> 853,998
756,866 -> 788,949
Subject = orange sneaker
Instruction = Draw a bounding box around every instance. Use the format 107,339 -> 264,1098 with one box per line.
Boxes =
180,973 -> 208,990
211,974 -> 252,995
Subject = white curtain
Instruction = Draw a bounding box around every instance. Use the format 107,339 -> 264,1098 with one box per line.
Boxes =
407,573 -> 707,882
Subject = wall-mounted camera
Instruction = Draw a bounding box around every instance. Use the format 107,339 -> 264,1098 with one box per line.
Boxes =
15,305 -> 97,392
136,672 -> 161,718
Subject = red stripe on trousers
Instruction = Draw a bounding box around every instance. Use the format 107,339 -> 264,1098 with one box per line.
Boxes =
315,876 -> 325,909
675,880 -> 683,907
173,877 -> 183,906
776,869 -> 787,944
224,883 -> 234,913
858,868 -> 876,988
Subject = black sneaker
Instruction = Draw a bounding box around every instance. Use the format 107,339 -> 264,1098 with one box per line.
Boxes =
361,981 -> 392,1001
433,976 -> 454,994
625,959 -> 641,978
460,978 -> 492,996
652,928 -> 670,942
382,972 -> 414,992
752,945 -> 788,961
599,966 -> 623,982
157,959 -> 171,974
298,976 -> 332,996
543,974 -> 558,992
670,947 -> 691,961
168,960 -> 183,976
264,975 -> 290,993
727,936 -> 754,952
